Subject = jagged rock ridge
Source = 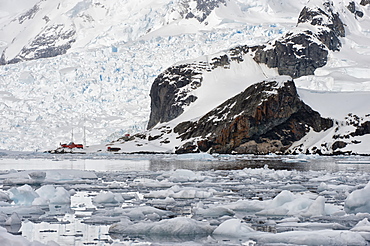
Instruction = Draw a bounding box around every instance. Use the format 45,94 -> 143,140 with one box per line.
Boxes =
253,2 -> 345,78
174,79 -> 333,154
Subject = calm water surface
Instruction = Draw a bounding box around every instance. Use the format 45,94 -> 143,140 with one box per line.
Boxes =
0,154 -> 370,172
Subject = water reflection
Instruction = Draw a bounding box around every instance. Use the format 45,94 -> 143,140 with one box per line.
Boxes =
148,156 -> 370,172
1,155 -> 370,172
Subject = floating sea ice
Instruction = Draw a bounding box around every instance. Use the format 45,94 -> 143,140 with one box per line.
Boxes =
8,184 -> 39,205
213,219 -> 255,237
0,213 -> 7,224
28,171 -> 46,181
256,190 -> 296,216
252,229 -> 368,246
34,185 -> 71,205
160,169 -> 205,182
5,212 -> 21,226
50,187 -> 71,204
351,218 -> 370,240
0,226 -> 51,246
109,217 -> 214,237
145,185 -> 214,199
119,206 -> 174,221
147,197 -> 176,206
301,196 -> 326,217
92,191 -> 123,204
193,203 -> 235,218
131,178 -> 173,188
351,218 -> 370,232
224,199 -> 267,213
345,181 -> 370,214
0,191 -> 11,203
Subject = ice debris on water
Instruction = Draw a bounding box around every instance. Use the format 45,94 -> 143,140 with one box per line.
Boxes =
0,160 -> 370,245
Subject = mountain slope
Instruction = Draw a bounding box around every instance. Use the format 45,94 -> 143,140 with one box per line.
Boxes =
108,0 -> 370,155
0,0 -> 370,153
0,0 -> 297,151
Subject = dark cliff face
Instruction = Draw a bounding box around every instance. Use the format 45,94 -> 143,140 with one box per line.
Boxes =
174,79 -> 333,154
147,63 -> 204,129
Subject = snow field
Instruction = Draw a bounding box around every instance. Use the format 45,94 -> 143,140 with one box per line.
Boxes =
0,157 -> 370,245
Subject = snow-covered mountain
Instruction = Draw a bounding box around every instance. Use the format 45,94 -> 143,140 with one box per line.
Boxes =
0,0 -> 370,154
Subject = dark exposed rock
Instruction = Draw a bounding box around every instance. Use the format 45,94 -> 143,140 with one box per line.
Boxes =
332,141 -> 347,151
182,0 -> 227,22
348,1 -> 356,13
18,4 -> 40,24
253,31 -> 328,78
298,5 -> 345,51
352,121 -> 370,136
175,142 -> 199,154
0,24 -> 76,65
360,0 -> 370,6
147,63 -> 204,129
347,1 -> 364,18
174,79 -> 333,154
253,5 -> 345,79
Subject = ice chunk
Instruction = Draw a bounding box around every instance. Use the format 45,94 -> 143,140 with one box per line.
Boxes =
0,226 -> 49,245
28,171 -> 46,181
145,185 -> 214,199
5,212 -> 21,226
253,230 -> 367,246
213,219 -> 254,237
92,191 -> 123,204
302,196 -> 326,217
194,206 -> 235,218
351,218 -> 370,232
345,181 -> 370,214
35,185 -> 71,205
8,184 -> 39,205
0,191 -> 11,203
109,217 -> 214,237
267,190 -> 295,209
161,169 -> 205,182
351,218 -> 370,241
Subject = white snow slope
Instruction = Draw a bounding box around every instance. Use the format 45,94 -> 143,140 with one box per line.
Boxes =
0,0 -> 370,153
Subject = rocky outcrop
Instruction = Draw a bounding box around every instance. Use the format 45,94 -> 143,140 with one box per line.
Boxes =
181,0 -> 227,22
253,4 -> 345,78
297,4 -> 345,51
174,79 -> 333,154
147,63 -> 205,129
347,2 -> 364,18
360,0 -> 370,6
253,31 -> 328,79
148,4 -> 346,129
1,24 -> 76,65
